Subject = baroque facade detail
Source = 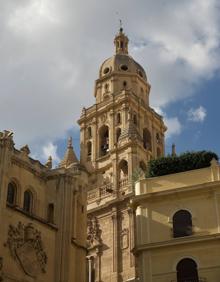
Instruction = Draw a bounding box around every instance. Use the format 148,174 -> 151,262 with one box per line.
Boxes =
87,216 -> 102,248
5,222 -> 47,277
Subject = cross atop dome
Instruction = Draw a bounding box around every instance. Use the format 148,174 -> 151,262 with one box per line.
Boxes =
114,24 -> 129,55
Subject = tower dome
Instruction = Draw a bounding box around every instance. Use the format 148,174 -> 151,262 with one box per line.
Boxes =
99,28 -> 147,81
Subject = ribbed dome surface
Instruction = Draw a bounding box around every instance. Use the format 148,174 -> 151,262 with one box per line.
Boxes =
99,54 -> 147,81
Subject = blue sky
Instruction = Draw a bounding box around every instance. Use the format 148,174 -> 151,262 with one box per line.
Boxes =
0,0 -> 219,166
168,74 -> 220,157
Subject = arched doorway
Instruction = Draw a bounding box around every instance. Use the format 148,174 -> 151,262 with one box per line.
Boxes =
177,258 -> 199,282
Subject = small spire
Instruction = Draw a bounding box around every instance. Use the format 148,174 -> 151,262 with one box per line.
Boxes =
68,136 -> 72,148
59,137 -> 78,168
172,143 -> 176,157
45,156 -> 52,169
119,19 -> 123,32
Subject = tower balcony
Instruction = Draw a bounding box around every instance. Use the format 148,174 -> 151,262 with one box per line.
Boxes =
119,177 -> 133,194
87,183 -> 114,204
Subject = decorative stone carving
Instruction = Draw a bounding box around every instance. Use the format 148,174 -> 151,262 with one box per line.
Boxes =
100,113 -> 107,123
87,217 -> 102,248
121,228 -> 129,249
5,222 -> 47,278
0,130 -> 14,149
20,145 -> 31,155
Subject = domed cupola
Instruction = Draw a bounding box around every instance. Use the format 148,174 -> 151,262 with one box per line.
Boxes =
114,27 -> 129,55
99,28 -> 148,81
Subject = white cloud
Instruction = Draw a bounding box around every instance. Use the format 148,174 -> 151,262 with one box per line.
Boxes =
187,106 -> 207,122
165,117 -> 182,139
0,0 -> 219,156
154,107 -> 182,139
42,142 -> 60,165
7,0 -> 60,35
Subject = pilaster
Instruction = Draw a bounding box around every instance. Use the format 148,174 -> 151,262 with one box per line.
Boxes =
111,207 -> 119,279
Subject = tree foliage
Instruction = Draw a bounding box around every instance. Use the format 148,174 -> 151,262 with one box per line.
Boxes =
147,151 -> 218,178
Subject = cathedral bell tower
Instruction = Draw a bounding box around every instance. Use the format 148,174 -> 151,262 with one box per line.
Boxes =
78,28 -> 166,282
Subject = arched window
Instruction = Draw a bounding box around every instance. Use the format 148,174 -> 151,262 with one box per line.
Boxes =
116,128 -> 121,143
177,258 -> 199,282
133,114 -> 137,125
156,132 -> 161,144
119,160 -> 128,188
116,113 -> 121,125
99,125 -> 109,156
7,182 -> 17,205
123,81 -> 127,88
87,127 -> 92,138
143,128 -> 152,150
48,203 -> 54,223
23,190 -> 33,213
87,141 -> 92,158
119,160 -> 128,179
173,210 -> 193,238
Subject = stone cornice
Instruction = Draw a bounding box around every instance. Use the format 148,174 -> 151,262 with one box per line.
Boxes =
87,191 -> 134,213
11,157 -> 47,180
132,232 -> 220,254
132,180 -> 220,205
78,90 -> 164,126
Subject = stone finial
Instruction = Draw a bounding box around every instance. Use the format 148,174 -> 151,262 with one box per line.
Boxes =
172,143 -> 176,157
68,136 -> 72,148
0,130 -> 14,149
210,158 -> 218,167
45,156 -> 52,169
2,130 -> 13,138
210,158 -> 219,181
20,144 -> 30,155
59,137 -> 78,169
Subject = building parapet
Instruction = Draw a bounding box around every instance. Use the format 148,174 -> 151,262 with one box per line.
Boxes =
135,160 -> 220,196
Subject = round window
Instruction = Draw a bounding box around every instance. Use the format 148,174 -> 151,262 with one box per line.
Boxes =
103,67 -> 110,75
138,70 -> 143,78
120,65 -> 128,71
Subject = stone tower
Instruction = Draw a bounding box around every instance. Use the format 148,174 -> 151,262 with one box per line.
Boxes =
78,28 -> 166,282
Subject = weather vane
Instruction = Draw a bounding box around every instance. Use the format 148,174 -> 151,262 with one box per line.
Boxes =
119,19 -> 123,29
116,12 -> 123,31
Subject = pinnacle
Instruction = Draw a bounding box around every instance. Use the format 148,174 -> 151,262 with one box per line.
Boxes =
59,137 -> 78,168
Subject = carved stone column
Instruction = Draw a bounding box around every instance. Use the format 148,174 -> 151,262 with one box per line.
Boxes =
109,109 -> 114,150
72,191 -> 78,239
111,207 -> 119,277
95,247 -> 102,282
128,208 -> 135,267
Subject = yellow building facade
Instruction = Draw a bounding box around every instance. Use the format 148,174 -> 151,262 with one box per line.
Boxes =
0,132 -> 88,282
133,159 -> 220,282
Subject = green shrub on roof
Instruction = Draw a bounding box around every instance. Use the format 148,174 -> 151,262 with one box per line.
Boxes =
147,151 -> 218,177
